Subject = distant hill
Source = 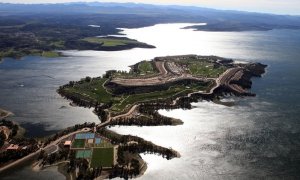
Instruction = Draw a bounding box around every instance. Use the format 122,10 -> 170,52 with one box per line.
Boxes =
0,2 -> 299,31
0,2 -> 300,60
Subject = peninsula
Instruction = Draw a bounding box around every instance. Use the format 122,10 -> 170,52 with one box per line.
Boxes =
0,55 -> 266,179
58,55 -> 267,122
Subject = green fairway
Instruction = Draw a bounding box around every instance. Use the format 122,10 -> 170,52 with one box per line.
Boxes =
76,150 -> 92,158
63,78 -> 114,104
72,139 -> 86,148
113,61 -> 158,79
111,84 -> 206,113
82,37 -> 141,47
188,61 -> 226,78
90,148 -> 114,168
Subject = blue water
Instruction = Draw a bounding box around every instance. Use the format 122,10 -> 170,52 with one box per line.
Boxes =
0,25 -> 300,179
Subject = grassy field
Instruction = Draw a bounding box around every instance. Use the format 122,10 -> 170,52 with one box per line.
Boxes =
90,147 -> 114,168
72,139 -> 86,148
82,37 -> 141,47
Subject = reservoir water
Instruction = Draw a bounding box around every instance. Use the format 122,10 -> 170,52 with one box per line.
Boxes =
1,24 -> 300,179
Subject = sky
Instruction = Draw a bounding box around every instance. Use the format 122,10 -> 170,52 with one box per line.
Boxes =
1,0 -> 300,15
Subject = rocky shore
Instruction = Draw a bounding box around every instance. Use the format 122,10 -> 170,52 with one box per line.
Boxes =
0,108 -> 13,120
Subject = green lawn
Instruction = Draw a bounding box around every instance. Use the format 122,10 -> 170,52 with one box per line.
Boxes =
82,37 -> 140,47
90,147 -> 114,168
72,139 -> 86,148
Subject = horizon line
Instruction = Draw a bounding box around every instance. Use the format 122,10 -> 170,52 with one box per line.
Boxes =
0,1 -> 299,16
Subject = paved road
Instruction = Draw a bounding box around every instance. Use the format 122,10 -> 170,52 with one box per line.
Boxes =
171,67 -> 245,105
0,128 -> 91,173
96,105 -> 138,129
44,144 -> 59,155
155,61 -> 168,75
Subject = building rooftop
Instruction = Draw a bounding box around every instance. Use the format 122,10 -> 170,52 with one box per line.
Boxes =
6,144 -> 19,150
87,139 -> 94,144
64,140 -> 72,146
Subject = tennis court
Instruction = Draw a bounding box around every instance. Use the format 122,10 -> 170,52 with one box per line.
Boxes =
95,138 -> 101,144
76,150 -> 92,158
75,133 -> 95,139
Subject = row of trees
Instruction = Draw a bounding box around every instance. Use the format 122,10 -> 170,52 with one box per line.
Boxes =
109,107 -> 183,127
97,128 -> 178,161
108,161 -> 141,179
43,122 -> 96,146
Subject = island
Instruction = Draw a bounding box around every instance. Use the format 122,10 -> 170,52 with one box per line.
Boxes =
0,55 -> 267,179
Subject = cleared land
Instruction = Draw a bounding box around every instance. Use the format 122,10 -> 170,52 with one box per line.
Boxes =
90,147 -> 114,168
